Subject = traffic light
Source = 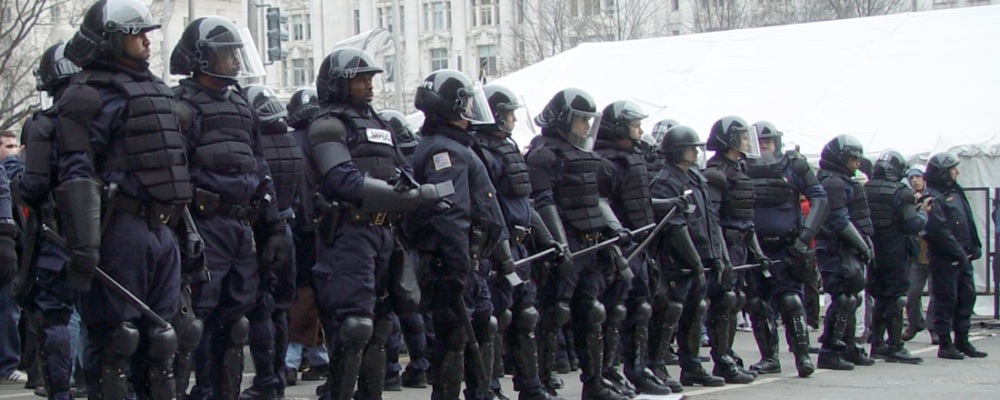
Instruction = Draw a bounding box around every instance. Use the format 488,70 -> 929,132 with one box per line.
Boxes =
265,7 -> 289,62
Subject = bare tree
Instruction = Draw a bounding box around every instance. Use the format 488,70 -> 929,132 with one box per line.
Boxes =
823,0 -> 909,18
0,0 -> 62,132
580,0 -> 669,41
690,0 -> 752,33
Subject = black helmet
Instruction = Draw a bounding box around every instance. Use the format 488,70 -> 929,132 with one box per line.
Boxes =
872,150 -> 908,182
651,119 -> 679,145
475,84 -> 522,134
379,110 -> 419,150
414,69 -> 493,124
820,134 -> 864,172
597,100 -> 648,142
707,116 -> 759,158
243,84 -> 287,123
286,88 -> 320,129
35,42 -> 81,95
316,47 -> 383,105
534,88 -> 601,151
171,16 -> 258,80
660,125 -> 705,165
65,0 -> 160,67
925,152 -> 960,186
754,120 -> 782,151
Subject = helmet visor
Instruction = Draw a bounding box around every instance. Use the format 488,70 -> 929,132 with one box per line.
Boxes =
734,124 -> 761,159
563,109 -> 602,152
199,28 -> 265,79
457,82 -> 495,125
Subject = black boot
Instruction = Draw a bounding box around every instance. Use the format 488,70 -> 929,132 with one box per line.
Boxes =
580,317 -> 626,400
621,304 -> 670,396
708,299 -> 753,384
748,310 -> 780,375
678,368 -> 725,387
517,386 -> 565,400
817,297 -> 855,371
955,331 -> 988,358
936,333 -> 965,360
884,299 -> 922,364
782,305 -> 815,378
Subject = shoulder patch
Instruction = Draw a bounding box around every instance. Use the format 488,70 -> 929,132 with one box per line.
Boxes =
433,151 -> 452,171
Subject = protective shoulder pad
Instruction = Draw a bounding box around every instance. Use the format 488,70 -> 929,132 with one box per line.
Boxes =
308,115 -> 349,147
701,166 -> 727,190
526,146 -> 557,193
898,185 -> 915,205
821,175 -> 848,210
174,101 -> 194,134
56,84 -> 104,153
308,115 -> 351,175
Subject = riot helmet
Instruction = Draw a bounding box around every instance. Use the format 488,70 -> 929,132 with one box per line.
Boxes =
244,84 -> 287,124
707,116 -> 760,159
752,120 -> 783,164
35,42 -> 81,96
534,88 -> 602,151
925,152 -> 960,187
660,125 -> 705,166
819,134 -> 864,174
65,0 -> 161,67
171,16 -> 262,80
872,150 -> 908,182
316,47 -> 383,105
651,119 -> 679,145
474,84 -> 522,134
286,88 -> 320,129
414,69 -> 494,125
379,110 -> 420,151
597,100 -> 648,144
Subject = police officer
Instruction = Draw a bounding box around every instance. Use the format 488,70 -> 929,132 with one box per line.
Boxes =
745,121 -> 827,377
645,119 -> 679,178
593,100 -> 673,395
815,134 -> 875,370
307,47 -> 450,400
406,69 -> 510,400
525,88 -> 634,400
239,84 -> 305,398
170,16 -> 287,399
471,84 -> 568,400
648,125 -> 723,388
701,116 -> 763,384
13,41 -> 81,400
922,153 -> 987,360
379,110 -> 421,165
863,150 -> 925,364
58,1 -> 197,398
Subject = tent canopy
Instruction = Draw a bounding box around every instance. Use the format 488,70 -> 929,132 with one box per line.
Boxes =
437,6 -> 1000,176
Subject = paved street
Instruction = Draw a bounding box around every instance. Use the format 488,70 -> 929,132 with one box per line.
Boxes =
1,324 -> 996,400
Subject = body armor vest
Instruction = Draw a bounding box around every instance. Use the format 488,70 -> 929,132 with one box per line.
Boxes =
597,147 -> 654,229
849,179 -> 874,236
476,133 -> 531,198
22,110 -> 56,188
864,178 -> 902,231
174,84 -> 256,176
749,158 -> 797,207
544,137 -> 606,232
708,160 -> 755,221
79,71 -> 191,203
326,105 -> 402,181
258,133 -> 305,211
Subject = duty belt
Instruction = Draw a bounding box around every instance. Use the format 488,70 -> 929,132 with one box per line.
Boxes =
510,225 -> 530,246
193,188 -> 257,223
116,194 -> 180,227
758,236 -> 791,252
723,228 -> 751,245
576,231 -> 602,245
344,204 -> 397,226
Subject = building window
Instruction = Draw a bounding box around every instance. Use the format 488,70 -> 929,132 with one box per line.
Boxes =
282,60 -> 289,87
292,15 -> 304,40
293,59 -> 308,86
354,9 -> 360,34
672,30 -> 680,35
672,0 -> 680,11
384,55 -> 395,82
473,0 -> 498,27
424,1 -> 451,31
477,45 -> 496,77
399,6 -> 405,33
584,0 -> 600,15
430,48 -> 448,71
517,0 -> 525,23
306,13 -> 312,40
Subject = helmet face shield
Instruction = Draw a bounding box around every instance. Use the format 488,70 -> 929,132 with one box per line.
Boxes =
456,82 -> 495,125
736,124 -> 761,159
198,28 -> 264,79
564,109 -> 601,151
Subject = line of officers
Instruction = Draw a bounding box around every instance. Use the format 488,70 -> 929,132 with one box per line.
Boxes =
0,1 -> 987,400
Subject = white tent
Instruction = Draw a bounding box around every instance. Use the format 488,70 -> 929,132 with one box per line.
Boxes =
449,5 -> 1000,187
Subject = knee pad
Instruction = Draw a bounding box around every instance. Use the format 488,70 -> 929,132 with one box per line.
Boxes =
515,307 -> 540,332
545,302 -> 571,329
106,322 -> 140,358
631,302 -> 653,324
735,290 -> 747,309
693,300 -> 708,321
664,301 -> 683,324
179,318 -> 204,351
833,294 -> 856,315
146,325 -> 179,361
480,316 -> 499,344
371,316 -> 394,344
228,316 -> 250,347
606,304 -> 626,324
778,294 -> 804,314
745,297 -> 767,317
496,309 -> 512,333
585,301 -> 606,326
713,291 -> 737,312
341,316 -> 375,348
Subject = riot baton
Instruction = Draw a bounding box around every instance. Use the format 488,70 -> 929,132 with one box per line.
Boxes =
569,223 -> 656,259
42,225 -> 171,329
731,260 -> 782,273
512,247 -> 556,268
624,190 -> 693,265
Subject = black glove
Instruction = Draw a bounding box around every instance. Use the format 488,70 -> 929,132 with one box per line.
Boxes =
709,258 -> 733,285
969,246 -> 983,261
261,232 -> 290,270
611,228 -> 633,246
788,238 -> 815,264
390,168 -> 418,193
0,223 -> 18,284
66,248 -> 99,293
